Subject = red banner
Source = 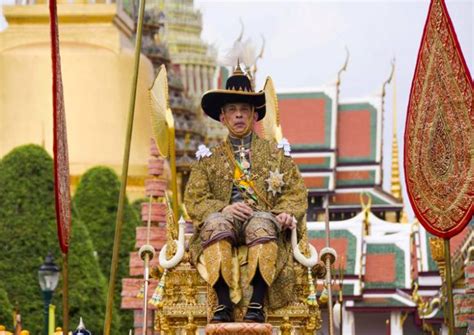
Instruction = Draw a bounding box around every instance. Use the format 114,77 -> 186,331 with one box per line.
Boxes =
49,0 -> 71,253
404,0 -> 473,239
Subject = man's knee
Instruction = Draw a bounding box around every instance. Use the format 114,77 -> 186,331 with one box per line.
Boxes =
200,212 -> 236,248
244,212 -> 280,247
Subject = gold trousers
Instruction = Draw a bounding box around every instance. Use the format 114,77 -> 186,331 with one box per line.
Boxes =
199,211 -> 280,303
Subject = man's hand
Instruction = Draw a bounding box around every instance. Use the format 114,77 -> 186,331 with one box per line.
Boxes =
276,213 -> 295,230
222,202 -> 254,221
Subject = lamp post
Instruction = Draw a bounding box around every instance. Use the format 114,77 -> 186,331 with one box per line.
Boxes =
38,253 -> 60,335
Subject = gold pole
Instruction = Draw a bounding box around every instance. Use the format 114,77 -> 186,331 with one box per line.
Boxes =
141,254 -> 151,335
339,259 -> 344,335
103,0 -> 147,331
169,127 -> 179,227
444,238 -> 455,334
62,253 -> 68,335
141,196 -> 153,335
324,195 -> 334,335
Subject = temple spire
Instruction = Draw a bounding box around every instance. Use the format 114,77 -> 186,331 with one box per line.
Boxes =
390,61 -> 401,200
390,60 -> 408,223
381,59 -> 395,187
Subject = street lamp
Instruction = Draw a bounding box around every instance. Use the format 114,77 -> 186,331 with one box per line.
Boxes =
38,253 -> 60,335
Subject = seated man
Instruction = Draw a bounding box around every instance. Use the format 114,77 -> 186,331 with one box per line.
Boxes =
184,65 -> 307,323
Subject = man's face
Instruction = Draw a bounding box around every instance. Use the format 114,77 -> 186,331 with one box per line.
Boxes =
220,102 -> 257,137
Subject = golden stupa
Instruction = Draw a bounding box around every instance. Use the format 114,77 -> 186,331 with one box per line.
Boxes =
0,0 -> 155,198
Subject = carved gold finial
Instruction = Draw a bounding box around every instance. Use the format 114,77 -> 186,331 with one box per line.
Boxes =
233,61 -> 244,76
429,237 -> 446,279
429,237 -> 445,262
184,315 -> 197,335
305,315 -> 317,334
281,316 -> 292,335
154,313 -> 161,332
160,314 -> 171,334
360,192 -> 372,236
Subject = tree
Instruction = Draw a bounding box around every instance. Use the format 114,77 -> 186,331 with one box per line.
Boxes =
73,167 -> 140,332
0,145 -> 119,334
57,217 -> 120,334
0,145 -> 58,334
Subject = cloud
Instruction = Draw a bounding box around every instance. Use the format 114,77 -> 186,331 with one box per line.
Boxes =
0,5 -> 8,32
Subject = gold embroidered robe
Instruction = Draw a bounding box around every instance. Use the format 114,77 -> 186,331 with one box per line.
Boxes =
184,134 -> 308,309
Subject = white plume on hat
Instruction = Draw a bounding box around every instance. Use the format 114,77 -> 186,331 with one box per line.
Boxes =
221,37 -> 257,70
0,5 -> 9,32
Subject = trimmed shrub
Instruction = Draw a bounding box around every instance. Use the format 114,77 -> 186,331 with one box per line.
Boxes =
0,145 -> 119,334
73,167 -> 140,332
0,145 -> 58,334
0,283 -> 13,330
56,218 -> 120,334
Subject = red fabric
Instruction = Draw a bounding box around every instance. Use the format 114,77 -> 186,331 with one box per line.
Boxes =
50,0 -> 71,253
404,0 -> 473,239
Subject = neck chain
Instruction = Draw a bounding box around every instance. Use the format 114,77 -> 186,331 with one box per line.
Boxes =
229,135 -> 251,172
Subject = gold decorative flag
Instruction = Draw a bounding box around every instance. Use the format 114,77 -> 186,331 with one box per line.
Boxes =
404,0 -> 473,238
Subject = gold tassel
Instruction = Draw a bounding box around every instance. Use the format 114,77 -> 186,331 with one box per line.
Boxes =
319,284 -> 329,305
306,268 -> 318,306
149,269 -> 167,307
136,284 -> 145,299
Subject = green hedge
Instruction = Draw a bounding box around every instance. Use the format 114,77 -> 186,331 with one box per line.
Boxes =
0,145 -> 59,334
0,145 -> 119,334
55,217 -> 120,334
73,167 -> 140,333
0,283 -> 13,330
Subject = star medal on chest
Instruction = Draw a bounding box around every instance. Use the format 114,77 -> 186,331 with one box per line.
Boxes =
266,168 -> 285,196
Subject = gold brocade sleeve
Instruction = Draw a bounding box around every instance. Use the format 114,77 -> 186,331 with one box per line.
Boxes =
271,153 -> 308,231
184,159 -> 228,227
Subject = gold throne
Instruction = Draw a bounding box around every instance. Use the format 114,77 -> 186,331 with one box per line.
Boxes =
149,216 -> 324,335
146,66 -> 324,334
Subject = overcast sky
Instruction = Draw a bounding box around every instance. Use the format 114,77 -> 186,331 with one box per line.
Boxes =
0,0 -> 472,219
194,0 -> 473,219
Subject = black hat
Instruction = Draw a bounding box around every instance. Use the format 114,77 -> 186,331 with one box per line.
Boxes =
201,65 -> 266,121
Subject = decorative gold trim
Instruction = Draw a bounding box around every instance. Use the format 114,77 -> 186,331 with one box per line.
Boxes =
247,242 -> 278,287
202,240 -> 233,287
4,4 -> 117,25
202,89 -> 265,98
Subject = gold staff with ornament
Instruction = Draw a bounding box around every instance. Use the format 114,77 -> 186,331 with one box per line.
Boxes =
103,0 -> 149,330
145,65 -> 186,324
404,1 -> 473,334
